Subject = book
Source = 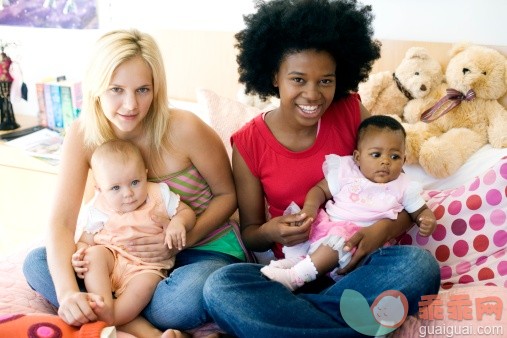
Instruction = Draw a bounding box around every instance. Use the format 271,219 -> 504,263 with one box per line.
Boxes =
58,80 -> 82,128
35,82 -> 47,127
49,83 -> 64,129
43,83 -> 55,129
6,127 -> 64,165
59,83 -> 74,129
71,81 -> 82,119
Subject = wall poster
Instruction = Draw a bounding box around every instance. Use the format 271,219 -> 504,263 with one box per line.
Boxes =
0,0 -> 98,29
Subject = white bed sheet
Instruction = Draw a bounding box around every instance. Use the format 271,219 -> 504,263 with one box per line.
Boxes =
403,145 -> 507,191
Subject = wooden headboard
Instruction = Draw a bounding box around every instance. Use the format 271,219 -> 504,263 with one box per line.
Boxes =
149,30 -> 507,107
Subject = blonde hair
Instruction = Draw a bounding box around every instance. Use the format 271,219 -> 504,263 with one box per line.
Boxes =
81,29 -> 170,159
91,139 -> 146,175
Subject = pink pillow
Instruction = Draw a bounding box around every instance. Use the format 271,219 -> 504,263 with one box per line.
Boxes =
196,88 -> 261,159
399,157 -> 507,289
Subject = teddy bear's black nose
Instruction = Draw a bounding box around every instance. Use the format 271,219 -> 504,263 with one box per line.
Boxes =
420,84 -> 427,91
463,68 -> 470,74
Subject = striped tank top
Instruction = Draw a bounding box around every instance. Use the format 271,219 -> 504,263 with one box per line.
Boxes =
151,165 -> 249,261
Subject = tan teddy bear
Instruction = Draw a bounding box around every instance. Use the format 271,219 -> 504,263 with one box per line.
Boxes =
404,43 -> 507,178
358,47 -> 444,120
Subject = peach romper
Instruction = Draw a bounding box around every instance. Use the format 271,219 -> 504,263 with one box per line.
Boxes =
80,182 -> 179,296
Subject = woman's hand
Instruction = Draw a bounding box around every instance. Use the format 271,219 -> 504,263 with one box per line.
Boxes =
125,213 -> 179,262
337,221 -> 390,274
71,247 -> 89,279
264,213 -> 313,247
338,212 -> 412,274
57,291 -> 102,326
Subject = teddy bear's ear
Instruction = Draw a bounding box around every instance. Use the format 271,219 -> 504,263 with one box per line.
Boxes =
405,47 -> 431,60
448,43 -> 471,58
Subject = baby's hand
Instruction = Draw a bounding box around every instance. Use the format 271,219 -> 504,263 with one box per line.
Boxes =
87,292 -> 105,311
72,247 -> 89,279
417,210 -> 437,237
165,222 -> 186,251
293,207 -> 317,227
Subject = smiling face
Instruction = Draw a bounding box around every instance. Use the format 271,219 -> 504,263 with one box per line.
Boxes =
99,55 -> 154,138
353,127 -> 406,184
273,49 -> 336,126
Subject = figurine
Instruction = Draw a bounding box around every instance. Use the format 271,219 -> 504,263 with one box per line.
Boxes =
0,41 -> 19,130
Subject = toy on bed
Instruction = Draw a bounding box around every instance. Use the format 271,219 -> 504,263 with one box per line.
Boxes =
0,313 -> 114,338
403,43 -> 507,178
358,46 -> 445,120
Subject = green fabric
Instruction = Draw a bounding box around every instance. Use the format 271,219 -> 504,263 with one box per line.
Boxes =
193,228 -> 246,261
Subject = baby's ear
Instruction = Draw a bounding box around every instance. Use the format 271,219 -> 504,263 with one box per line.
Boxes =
352,150 -> 360,163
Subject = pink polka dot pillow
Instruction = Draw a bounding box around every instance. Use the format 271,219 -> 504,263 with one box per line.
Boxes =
399,156 -> 507,290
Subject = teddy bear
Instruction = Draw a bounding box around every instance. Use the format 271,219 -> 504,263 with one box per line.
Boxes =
404,43 -> 507,178
358,47 -> 445,120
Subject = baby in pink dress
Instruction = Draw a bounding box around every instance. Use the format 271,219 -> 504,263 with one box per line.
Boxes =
261,115 -> 437,291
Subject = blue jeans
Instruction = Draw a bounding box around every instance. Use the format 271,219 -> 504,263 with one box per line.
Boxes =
203,245 -> 440,338
23,247 -> 240,330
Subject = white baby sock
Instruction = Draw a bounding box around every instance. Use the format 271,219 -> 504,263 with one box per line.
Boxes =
268,256 -> 304,269
292,255 -> 318,284
261,255 -> 318,291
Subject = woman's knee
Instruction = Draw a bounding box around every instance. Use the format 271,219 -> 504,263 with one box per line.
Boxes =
204,263 -> 261,297
402,246 -> 439,277
202,266 -> 225,299
203,264 -> 242,311
391,245 -> 441,294
23,246 -> 49,280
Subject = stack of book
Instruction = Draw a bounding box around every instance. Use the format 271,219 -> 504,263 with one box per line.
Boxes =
35,76 -> 82,130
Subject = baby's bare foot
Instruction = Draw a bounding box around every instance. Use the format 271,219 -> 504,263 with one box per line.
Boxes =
161,329 -> 192,338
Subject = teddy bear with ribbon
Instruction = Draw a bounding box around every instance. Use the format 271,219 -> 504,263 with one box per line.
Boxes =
358,47 -> 445,120
403,43 -> 507,178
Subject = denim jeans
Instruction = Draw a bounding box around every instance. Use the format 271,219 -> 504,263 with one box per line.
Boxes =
23,246 -> 240,330
203,245 -> 440,338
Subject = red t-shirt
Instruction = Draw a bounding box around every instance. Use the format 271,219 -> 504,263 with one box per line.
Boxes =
232,94 -> 361,258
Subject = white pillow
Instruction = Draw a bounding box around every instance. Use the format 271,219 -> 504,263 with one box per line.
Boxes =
196,88 -> 263,159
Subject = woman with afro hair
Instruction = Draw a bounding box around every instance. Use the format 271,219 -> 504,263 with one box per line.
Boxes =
203,0 -> 440,337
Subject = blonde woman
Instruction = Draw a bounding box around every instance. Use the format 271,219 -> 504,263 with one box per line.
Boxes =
23,29 -> 245,337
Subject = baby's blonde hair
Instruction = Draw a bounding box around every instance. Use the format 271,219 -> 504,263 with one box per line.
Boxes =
81,29 -> 170,164
91,139 -> 146,176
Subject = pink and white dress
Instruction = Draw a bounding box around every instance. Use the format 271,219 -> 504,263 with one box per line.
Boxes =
283,154 -> 425,268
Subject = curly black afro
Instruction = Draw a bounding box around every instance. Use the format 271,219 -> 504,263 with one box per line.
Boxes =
235,0 -> 381,101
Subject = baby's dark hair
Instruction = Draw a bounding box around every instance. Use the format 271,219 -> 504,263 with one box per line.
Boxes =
356,115 -> 406,146
235,0 -> 381,101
